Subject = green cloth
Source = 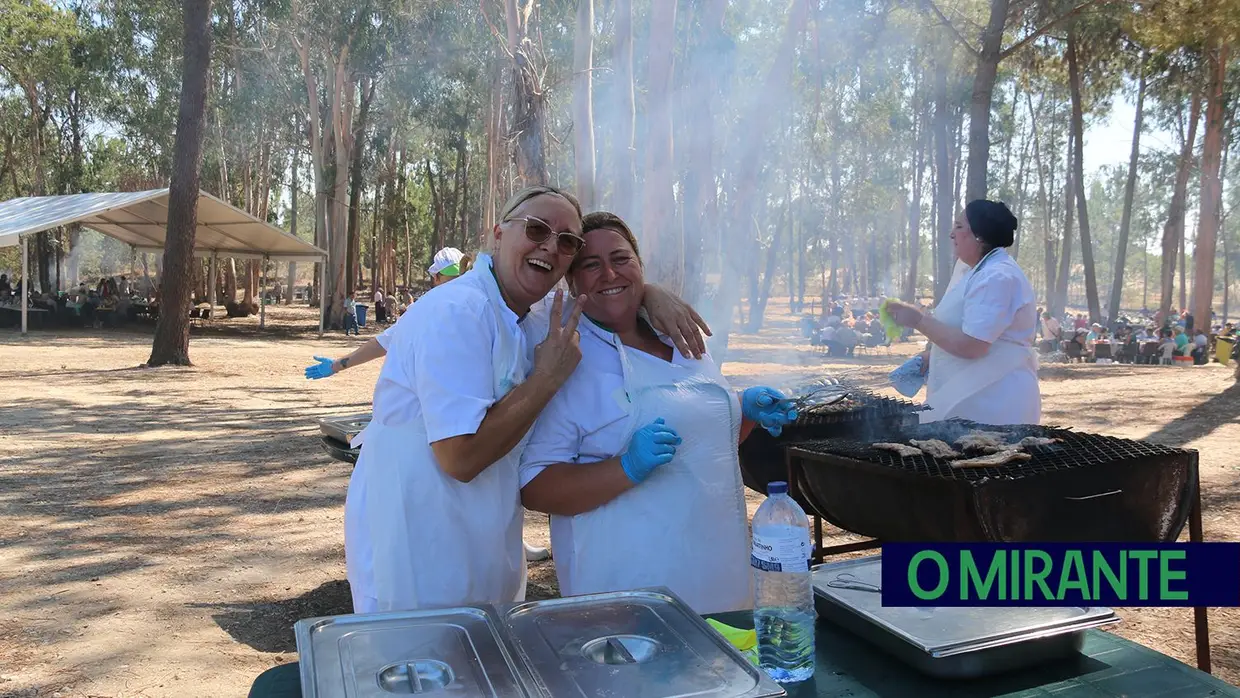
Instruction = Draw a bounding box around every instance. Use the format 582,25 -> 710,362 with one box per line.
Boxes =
878,299 -> 902,340
1176,333 -> 1191,349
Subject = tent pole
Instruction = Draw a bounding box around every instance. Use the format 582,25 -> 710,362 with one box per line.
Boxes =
208,252 -> 218,320
20,233 -> 28,336
318,254 -> 326,338
260,255 -> 267,329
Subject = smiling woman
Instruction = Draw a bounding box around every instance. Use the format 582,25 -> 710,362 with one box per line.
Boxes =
516,211 -> 798,615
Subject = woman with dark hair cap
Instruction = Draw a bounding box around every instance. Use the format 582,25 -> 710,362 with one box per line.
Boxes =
885,200 -> 1040,425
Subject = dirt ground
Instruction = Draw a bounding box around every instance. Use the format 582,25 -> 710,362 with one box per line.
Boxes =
1,300 -> 1238,697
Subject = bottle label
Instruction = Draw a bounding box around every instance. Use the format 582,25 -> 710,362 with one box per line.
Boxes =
750,530 -> 811,572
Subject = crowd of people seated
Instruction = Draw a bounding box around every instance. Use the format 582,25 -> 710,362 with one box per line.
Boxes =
1038,307 -> 1237,366
801,296 -> 909,357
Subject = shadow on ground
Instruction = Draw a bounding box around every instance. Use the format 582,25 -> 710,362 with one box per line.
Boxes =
205,561 -> 561,654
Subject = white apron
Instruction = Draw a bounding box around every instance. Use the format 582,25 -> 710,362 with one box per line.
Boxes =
923,250 -> 1040,425
344,266 -> 529,613
562,330 -> 753,615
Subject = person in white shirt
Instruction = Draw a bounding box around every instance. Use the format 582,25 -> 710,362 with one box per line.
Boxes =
373,286 -> 386,324
330,189 -> 710,613
518,212 -> 796,614
885,200 -> 1040,425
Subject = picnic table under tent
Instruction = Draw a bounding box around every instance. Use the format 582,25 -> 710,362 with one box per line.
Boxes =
0,189 -> 328,335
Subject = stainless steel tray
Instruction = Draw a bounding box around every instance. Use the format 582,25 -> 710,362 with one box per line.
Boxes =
499,588 -> 786,698
294,606 -> 535,697
317,414 -> 370,444
812,555 -> 1120,679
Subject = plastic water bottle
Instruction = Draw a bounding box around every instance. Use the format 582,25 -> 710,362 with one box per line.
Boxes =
750,481 -> 815,683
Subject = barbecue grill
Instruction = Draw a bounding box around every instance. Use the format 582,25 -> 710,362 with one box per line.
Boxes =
737,385 -> 926,511
788,419 -> 1198,543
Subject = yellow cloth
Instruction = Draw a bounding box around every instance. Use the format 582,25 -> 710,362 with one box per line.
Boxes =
706,618 -> 759,665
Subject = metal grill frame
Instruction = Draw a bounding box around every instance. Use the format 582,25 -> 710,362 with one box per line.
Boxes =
787,426 -> 1199,544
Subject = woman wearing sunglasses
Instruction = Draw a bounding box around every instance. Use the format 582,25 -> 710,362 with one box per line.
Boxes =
343,186 -> 710,613
517,212 -> 796,615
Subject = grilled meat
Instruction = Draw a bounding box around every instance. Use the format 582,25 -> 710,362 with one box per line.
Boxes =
909,439 -> 961,459
955,431 -> 1010,453
951,449 -> 1033,468
873,442 -> 924,458
1018,436 -> 1061,448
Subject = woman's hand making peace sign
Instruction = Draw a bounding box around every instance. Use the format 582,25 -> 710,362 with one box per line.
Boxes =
532,290 -> 586,386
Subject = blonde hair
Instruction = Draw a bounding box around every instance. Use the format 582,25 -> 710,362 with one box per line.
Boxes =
489,185 -> 583,252
498,185 -> 582,224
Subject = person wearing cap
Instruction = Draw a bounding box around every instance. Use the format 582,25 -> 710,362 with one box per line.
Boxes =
884,200 -> 1040,425
429,247 -> 466,286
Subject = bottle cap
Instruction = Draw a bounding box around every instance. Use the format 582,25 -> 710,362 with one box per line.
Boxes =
768,481 -> 788,495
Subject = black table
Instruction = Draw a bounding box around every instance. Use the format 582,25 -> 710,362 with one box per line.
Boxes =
248,610 -> 1239,697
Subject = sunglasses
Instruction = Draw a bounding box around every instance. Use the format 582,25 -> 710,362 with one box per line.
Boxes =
506,216 -> 585,256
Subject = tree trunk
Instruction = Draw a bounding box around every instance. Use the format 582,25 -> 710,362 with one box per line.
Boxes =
1159,89 -> 1202,319
609,0 -> 637,217
149,0 -> 212,367
1029,93 -> 1056,305
347,78 -> 374,293
572,0 -> 596,210
1052,137 -> 1075,317
505,0 -> 549,187
906,106 -> 925,301
710,0 -> 809,359
457,134 -> 470,248
640,0 -> 681,294
933,40 -> 954,300
1108,66 -> 1146,319
1067,30 -> 1102,322
681,0 -> 727,306
287,143 -> 299,304
485,55 -> 503,233
964,0 -> 1009,202
1192,41 -> 1230,326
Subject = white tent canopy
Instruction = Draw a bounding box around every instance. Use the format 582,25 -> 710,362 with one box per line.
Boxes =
0,189 -> 325,262
0,189 -> 328,335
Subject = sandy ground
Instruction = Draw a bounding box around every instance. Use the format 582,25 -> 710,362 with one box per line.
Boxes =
1,301 -> 1238,697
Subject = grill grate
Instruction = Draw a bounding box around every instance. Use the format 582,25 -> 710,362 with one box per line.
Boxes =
791,422 -> 1193,483
790,384 -> 929,426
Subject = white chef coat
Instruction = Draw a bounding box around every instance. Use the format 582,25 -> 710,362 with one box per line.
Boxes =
362,278 -> 555,434
923,248 -> 1040,425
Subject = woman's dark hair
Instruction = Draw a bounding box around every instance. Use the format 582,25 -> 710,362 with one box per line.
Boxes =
964,199 -> 1018,249
573,211 -> 642,270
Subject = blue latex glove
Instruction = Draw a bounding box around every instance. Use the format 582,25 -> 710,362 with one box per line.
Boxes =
741,386 -> 798,437
619,418 -> 681,484
305,356 -> 337,380
888,355 -> 926,397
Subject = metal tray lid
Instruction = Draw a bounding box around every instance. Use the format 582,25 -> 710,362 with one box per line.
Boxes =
498,588 -> 785,698
318,414 -> 371,442
294,606 -> 532,698
812,556 -> 1119,657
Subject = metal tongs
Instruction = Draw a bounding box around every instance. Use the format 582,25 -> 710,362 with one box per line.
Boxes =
825,572 -> 882,593
790,377 -> 851,410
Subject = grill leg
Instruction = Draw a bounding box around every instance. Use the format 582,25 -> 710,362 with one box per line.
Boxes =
1189,476 -> 1211,673
814,516 -> 824,565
